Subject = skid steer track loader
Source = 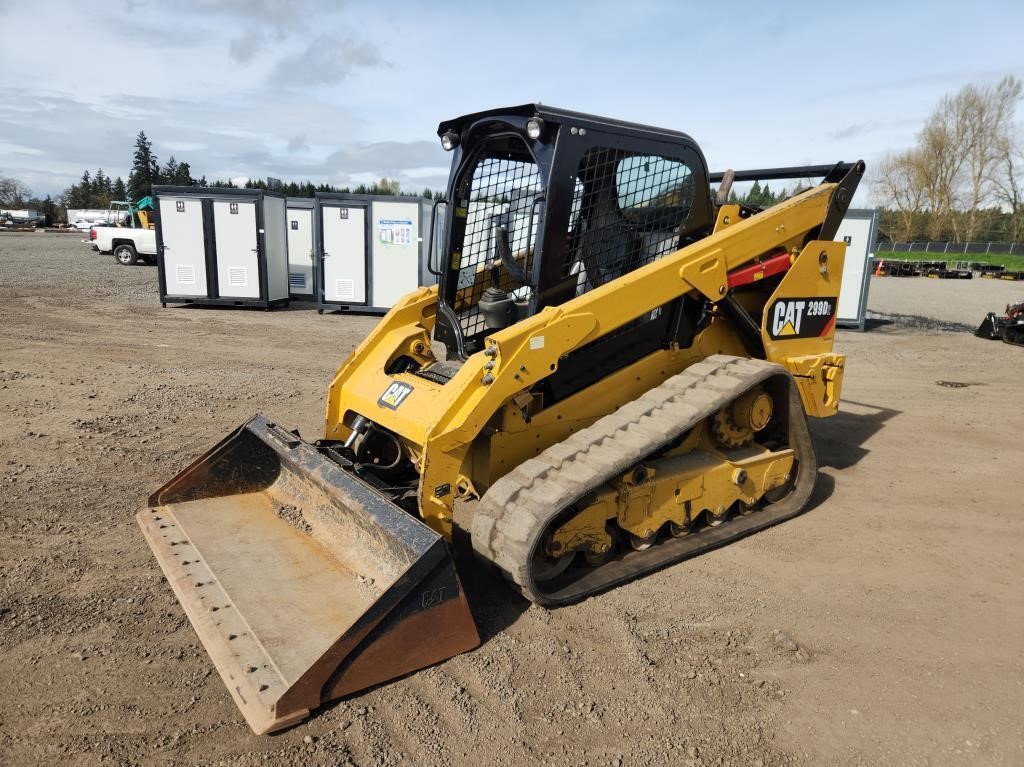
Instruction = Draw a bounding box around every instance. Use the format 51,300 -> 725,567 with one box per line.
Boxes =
139,104 -> 863,733
976,301 -> 1024,346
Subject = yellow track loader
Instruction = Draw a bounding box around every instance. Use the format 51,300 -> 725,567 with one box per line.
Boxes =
138,105 -> 863,734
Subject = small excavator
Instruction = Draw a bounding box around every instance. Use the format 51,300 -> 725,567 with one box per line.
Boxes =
107,196 -> 155,229
138,105 -> 863,733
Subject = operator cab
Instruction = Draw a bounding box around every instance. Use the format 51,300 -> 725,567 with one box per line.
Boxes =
432,104 -> 715,360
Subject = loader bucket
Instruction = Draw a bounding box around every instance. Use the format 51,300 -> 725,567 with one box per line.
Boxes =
976,313 -> 997,339
136,414 -> 479,735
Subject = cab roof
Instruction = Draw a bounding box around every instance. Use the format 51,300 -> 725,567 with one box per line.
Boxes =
437,104 -> 698,145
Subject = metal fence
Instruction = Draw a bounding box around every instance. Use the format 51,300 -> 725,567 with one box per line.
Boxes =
877,241 -> 1024,255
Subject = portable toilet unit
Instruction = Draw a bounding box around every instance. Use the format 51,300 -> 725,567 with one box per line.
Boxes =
315,193 -> 443,314
834,208 -> 879,331
285,197 -> 316,299
153,186 -> 290,309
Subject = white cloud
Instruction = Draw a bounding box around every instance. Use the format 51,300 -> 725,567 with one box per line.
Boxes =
0,142 -> 44,156
270,36 -> 389,85
228,30 -> 267,63
164,142 -> 207,153
403,166 -> 452,180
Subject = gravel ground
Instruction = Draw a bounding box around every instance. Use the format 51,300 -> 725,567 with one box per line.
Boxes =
1,233 -> 1022,766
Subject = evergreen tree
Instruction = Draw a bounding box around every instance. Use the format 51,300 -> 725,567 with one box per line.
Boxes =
748,180 -> 761,205
112,176 -> 127,200
68,171 -> 92,207
93,168 -> 113,205
92,168 -> 105,198
41,195 -> 55,225
128,131 -> 160,201
162,155 -> 179,183
173,160 -> 193,185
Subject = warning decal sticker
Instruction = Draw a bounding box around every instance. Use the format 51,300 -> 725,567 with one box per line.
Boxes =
766,297 -> 837,340
378,380 -> 414,410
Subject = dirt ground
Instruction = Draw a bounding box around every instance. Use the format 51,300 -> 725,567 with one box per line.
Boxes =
1,232 -> 1022,767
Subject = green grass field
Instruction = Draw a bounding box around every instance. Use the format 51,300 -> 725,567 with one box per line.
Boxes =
877,251 -> 1024,270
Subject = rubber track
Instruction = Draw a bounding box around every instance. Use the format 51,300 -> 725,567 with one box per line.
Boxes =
471,354 -> 817,606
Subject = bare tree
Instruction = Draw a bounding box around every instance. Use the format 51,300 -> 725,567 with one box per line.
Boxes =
917,94 -> 972,239
992,133 -> 1024,241
870,150 -> 926,241
0,173 -> 32,207
961,76 -> 1022,239
876,76 -> 1022,243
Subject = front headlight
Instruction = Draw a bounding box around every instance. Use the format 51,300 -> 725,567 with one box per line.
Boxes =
441,131 -> 460,151
526,117 -> 545,141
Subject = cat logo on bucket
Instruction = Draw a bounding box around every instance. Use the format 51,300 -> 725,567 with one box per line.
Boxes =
767,297 -> 837,340
378,381 -> 414,410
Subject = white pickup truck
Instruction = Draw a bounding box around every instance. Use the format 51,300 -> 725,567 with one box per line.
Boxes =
89,224 -> 158,265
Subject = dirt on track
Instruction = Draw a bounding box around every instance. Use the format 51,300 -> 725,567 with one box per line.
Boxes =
1,232 -> 1022,767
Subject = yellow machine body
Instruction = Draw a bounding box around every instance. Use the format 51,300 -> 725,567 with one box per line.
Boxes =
324,182 -> 847,539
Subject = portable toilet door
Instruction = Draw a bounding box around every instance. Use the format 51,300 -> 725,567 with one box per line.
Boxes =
157,194 -> 209,302
211,198 -> 261,300
317,197 -> 369,312
834,208 -> 879,331
286,200 -> 315,298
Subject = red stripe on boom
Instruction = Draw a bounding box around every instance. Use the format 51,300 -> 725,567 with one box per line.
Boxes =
727,251 -> 791,289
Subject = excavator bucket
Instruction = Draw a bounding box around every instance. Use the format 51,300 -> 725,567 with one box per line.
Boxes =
136,415 -> 479,734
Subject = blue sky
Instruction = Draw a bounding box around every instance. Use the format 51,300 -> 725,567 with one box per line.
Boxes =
1,0 -> 1022,202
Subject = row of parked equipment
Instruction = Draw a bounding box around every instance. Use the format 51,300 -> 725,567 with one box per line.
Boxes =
979,269 -> 1024,281
153,186 -> 444,312
874,259 -> 973,278
874,258 -> 1024,280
